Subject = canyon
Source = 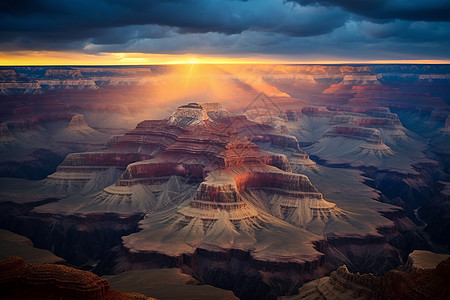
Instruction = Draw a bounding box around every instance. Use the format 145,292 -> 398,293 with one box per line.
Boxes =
0,64 -> 449,299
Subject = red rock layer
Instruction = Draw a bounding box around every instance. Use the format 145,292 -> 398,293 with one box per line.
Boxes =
221,141 -> 291,172
187,140 -> 322,214
0,256 -> 148,300
301,106 -> 334,117
234,171 -> 318,193
218,115 -> 300,149
323,125 -> 383,144
58,119 -> 185,169
100,104 -> 298,187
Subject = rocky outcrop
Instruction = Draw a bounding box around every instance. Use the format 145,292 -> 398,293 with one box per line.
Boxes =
44,69 -> 83,78
222,140 -> 292,171
47,119 -> 183,187
328,114 -> 401,128
38,79 -> 98,90
0,198 -> 144,266
68,114 -> 89,128
78,67 -> 152,76
418,74 -> 450,81
404,250 -> 450,272
168,102 -> 211,126
323,125 -> 384,145
341,75 -> 381,86
0,82 -> 42,95
301,106 -> 334,117
383,254 -> 450,300
49,103 -> 302,191
38,69 -> 98,90
323,75 -> 382,94
0,256 -> 149,300
0,67 -> 155,94
79,67 -> 154,86
297,105 -> 429,171
430,109 -> 450,122
282,250 -> 450,300
0,69 -> 18,79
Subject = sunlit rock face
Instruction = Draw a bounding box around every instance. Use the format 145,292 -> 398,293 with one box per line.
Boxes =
168,102 -> 212,126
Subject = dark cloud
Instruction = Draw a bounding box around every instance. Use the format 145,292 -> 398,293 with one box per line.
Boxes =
0,0 -> 347,49
0,0 -> 449,60
289,0 -> 450,22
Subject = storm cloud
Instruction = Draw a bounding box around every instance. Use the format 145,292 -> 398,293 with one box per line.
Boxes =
0,0 -> 449,60
289,0 -> 450,22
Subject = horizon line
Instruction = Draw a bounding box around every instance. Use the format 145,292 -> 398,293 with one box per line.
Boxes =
1,51 -> 450,66
3,61 -> 450,66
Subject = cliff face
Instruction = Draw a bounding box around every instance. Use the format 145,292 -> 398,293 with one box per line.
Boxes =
283,250 -> 450,300
286,105 -> 428,173
48,103 -> 302,193
0,256 -> 150,300
168,102 -> 211,126
0,67 -> 154,95
323,125 -> 384,145
323,75 -> 382,94
383,258 -> 450,300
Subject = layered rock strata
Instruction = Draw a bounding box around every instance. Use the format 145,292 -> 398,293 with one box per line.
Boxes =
282,250 -> 450,300
48,102 -> 302,191
0,256 -> 150,300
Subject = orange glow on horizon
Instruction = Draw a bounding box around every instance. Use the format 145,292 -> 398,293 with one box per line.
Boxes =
1,50 -> 449,66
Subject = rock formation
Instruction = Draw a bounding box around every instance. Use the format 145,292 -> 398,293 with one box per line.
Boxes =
0,256 -> 150,300
33,103 -> 353,299
324,75 -> 382,95
46,102 -> 302,194
383,253 -> 450,300
287,106 -> 429,173
282,250 -> 450,300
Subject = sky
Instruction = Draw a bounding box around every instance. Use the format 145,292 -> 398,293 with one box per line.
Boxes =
0,0 -> 450,64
